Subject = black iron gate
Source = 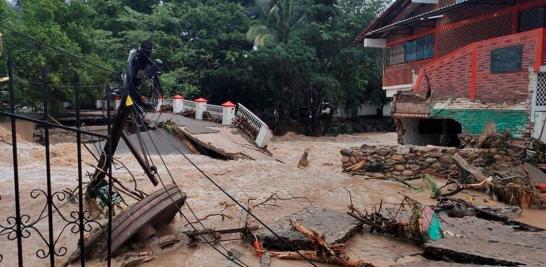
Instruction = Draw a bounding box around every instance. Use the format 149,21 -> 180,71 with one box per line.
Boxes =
0,57 -> 114,267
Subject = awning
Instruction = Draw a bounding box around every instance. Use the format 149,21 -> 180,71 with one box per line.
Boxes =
363,0 -> 517,39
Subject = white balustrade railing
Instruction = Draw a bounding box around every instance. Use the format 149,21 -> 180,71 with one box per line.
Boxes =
182,99 -> 196,111
162,99 -> 173,106
206,104 -> 223,120
235,103 -> 272,148
97,97 -> 272,147
235,104 -> 263,134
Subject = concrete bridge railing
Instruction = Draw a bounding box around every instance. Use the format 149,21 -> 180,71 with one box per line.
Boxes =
98,95 -> 272,147
153,96 -> 272,148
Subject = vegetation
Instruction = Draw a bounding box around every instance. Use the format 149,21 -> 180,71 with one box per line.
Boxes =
0,0 -> 389,135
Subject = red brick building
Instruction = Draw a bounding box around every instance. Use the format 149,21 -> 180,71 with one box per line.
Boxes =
357,0 -> 546,145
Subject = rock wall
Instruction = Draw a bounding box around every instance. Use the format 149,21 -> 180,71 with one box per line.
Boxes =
340,144 -> 525,178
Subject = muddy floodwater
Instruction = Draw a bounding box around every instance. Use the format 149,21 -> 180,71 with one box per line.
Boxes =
0,128 -> 544,267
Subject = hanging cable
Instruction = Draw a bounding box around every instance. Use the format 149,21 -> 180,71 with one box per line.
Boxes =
0,25 -> 114,74
136,112 -> 318,266
130,106 -> 249,267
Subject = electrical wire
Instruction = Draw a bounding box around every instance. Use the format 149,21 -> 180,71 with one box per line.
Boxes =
137,113 -> 318,266
130,105 -> 249,267
0,25 -> 114,74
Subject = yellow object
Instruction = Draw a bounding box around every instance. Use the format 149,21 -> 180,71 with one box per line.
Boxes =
126,96 -> 134,106
0,77 -> 8,83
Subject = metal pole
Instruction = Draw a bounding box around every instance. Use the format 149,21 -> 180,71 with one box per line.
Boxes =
105,86 -> 112,267
42,66 -> 55,266
74,73 -> 85,267
8,56 -> 24,267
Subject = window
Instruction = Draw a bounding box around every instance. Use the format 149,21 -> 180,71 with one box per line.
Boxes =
404,35 -> 434,62
490,45 -> 523,73
519,7 -> 546,32
386,35 -> 435,65
387,45 -> 405,65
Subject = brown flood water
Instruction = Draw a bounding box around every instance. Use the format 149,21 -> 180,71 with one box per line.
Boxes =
0,129 -> 544,266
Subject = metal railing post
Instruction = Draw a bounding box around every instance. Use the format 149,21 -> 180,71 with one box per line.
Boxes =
7,56 -> 24,267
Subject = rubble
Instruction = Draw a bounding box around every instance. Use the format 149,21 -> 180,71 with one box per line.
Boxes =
65,184 -> 186,264
340,142 -> 546,207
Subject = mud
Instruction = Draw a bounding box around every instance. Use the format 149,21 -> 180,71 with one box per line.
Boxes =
0,129 -> 544,267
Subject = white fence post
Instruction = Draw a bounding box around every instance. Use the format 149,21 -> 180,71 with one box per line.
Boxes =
173,95 -> 184,113
255,125 -> 273,148
235,103 -> 273,148
222,101 -> 237,125
195,97 -> 207,120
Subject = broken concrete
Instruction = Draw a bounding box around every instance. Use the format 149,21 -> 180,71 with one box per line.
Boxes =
65,184 -> 185,264
254,207 -> 363,251
424,213 -> 546,266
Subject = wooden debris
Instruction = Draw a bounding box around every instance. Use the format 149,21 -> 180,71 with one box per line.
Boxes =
270,250 -> 374,267
289,220 -> 335,257
158,235 -> 180,249
120,251 -> 154,267
183,226 -> 258,244
297,148 -> 311,169
452,153 -> 487,182
476,123 -> 496,148
269,221 -> 375,267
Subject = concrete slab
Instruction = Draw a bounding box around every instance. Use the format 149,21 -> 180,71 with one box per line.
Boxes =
255,207 -> 363,251
146,113 -> 220,134
423,213 -> 546,266
147,113 -> 270,160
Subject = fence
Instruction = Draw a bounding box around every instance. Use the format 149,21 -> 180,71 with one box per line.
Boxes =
0,58 -> 113,266
182,99 -> 196,111
235,104 -> 272,148
205,104 -> 223,121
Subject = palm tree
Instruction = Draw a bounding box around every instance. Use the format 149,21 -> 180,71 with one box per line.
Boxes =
246,0 -> 305,48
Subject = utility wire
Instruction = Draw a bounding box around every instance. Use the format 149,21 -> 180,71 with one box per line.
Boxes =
141,116 -> 318,266
130,106 -> 248,267
0,25 -> 115,74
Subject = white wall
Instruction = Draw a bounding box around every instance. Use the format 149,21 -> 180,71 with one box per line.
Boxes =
335,101 -> 392,118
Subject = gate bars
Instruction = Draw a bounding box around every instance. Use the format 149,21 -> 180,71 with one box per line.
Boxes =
0,57 -> 113,266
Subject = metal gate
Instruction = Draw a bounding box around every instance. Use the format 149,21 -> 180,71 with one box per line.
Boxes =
0,57 -> 114,266
533,72 -> 546,112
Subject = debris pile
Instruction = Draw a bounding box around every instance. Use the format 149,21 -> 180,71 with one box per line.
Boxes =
349,197 -> 546,266
340,142 -> 546,207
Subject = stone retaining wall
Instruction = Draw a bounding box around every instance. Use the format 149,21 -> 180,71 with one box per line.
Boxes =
340,144 -> 524,178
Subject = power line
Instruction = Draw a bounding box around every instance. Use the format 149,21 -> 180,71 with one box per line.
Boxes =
131,106 -> 249,267
0,25 -> 115,74
143,116 -> 318,267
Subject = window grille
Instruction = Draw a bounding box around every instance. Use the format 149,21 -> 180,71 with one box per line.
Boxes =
436,13 -> 512,56
387,45 -> 405,65
404,35 -> 434,62
536,73 -> 546,110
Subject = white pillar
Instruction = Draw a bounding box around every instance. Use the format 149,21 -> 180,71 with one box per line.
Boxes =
195,98 -> 207,120
96,100 -> 103,110
156,97 -> 163,112
222,101 -> 237,125
115,97 -> 121,110
255,125 -> 273,148
173,95 -> 184,113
